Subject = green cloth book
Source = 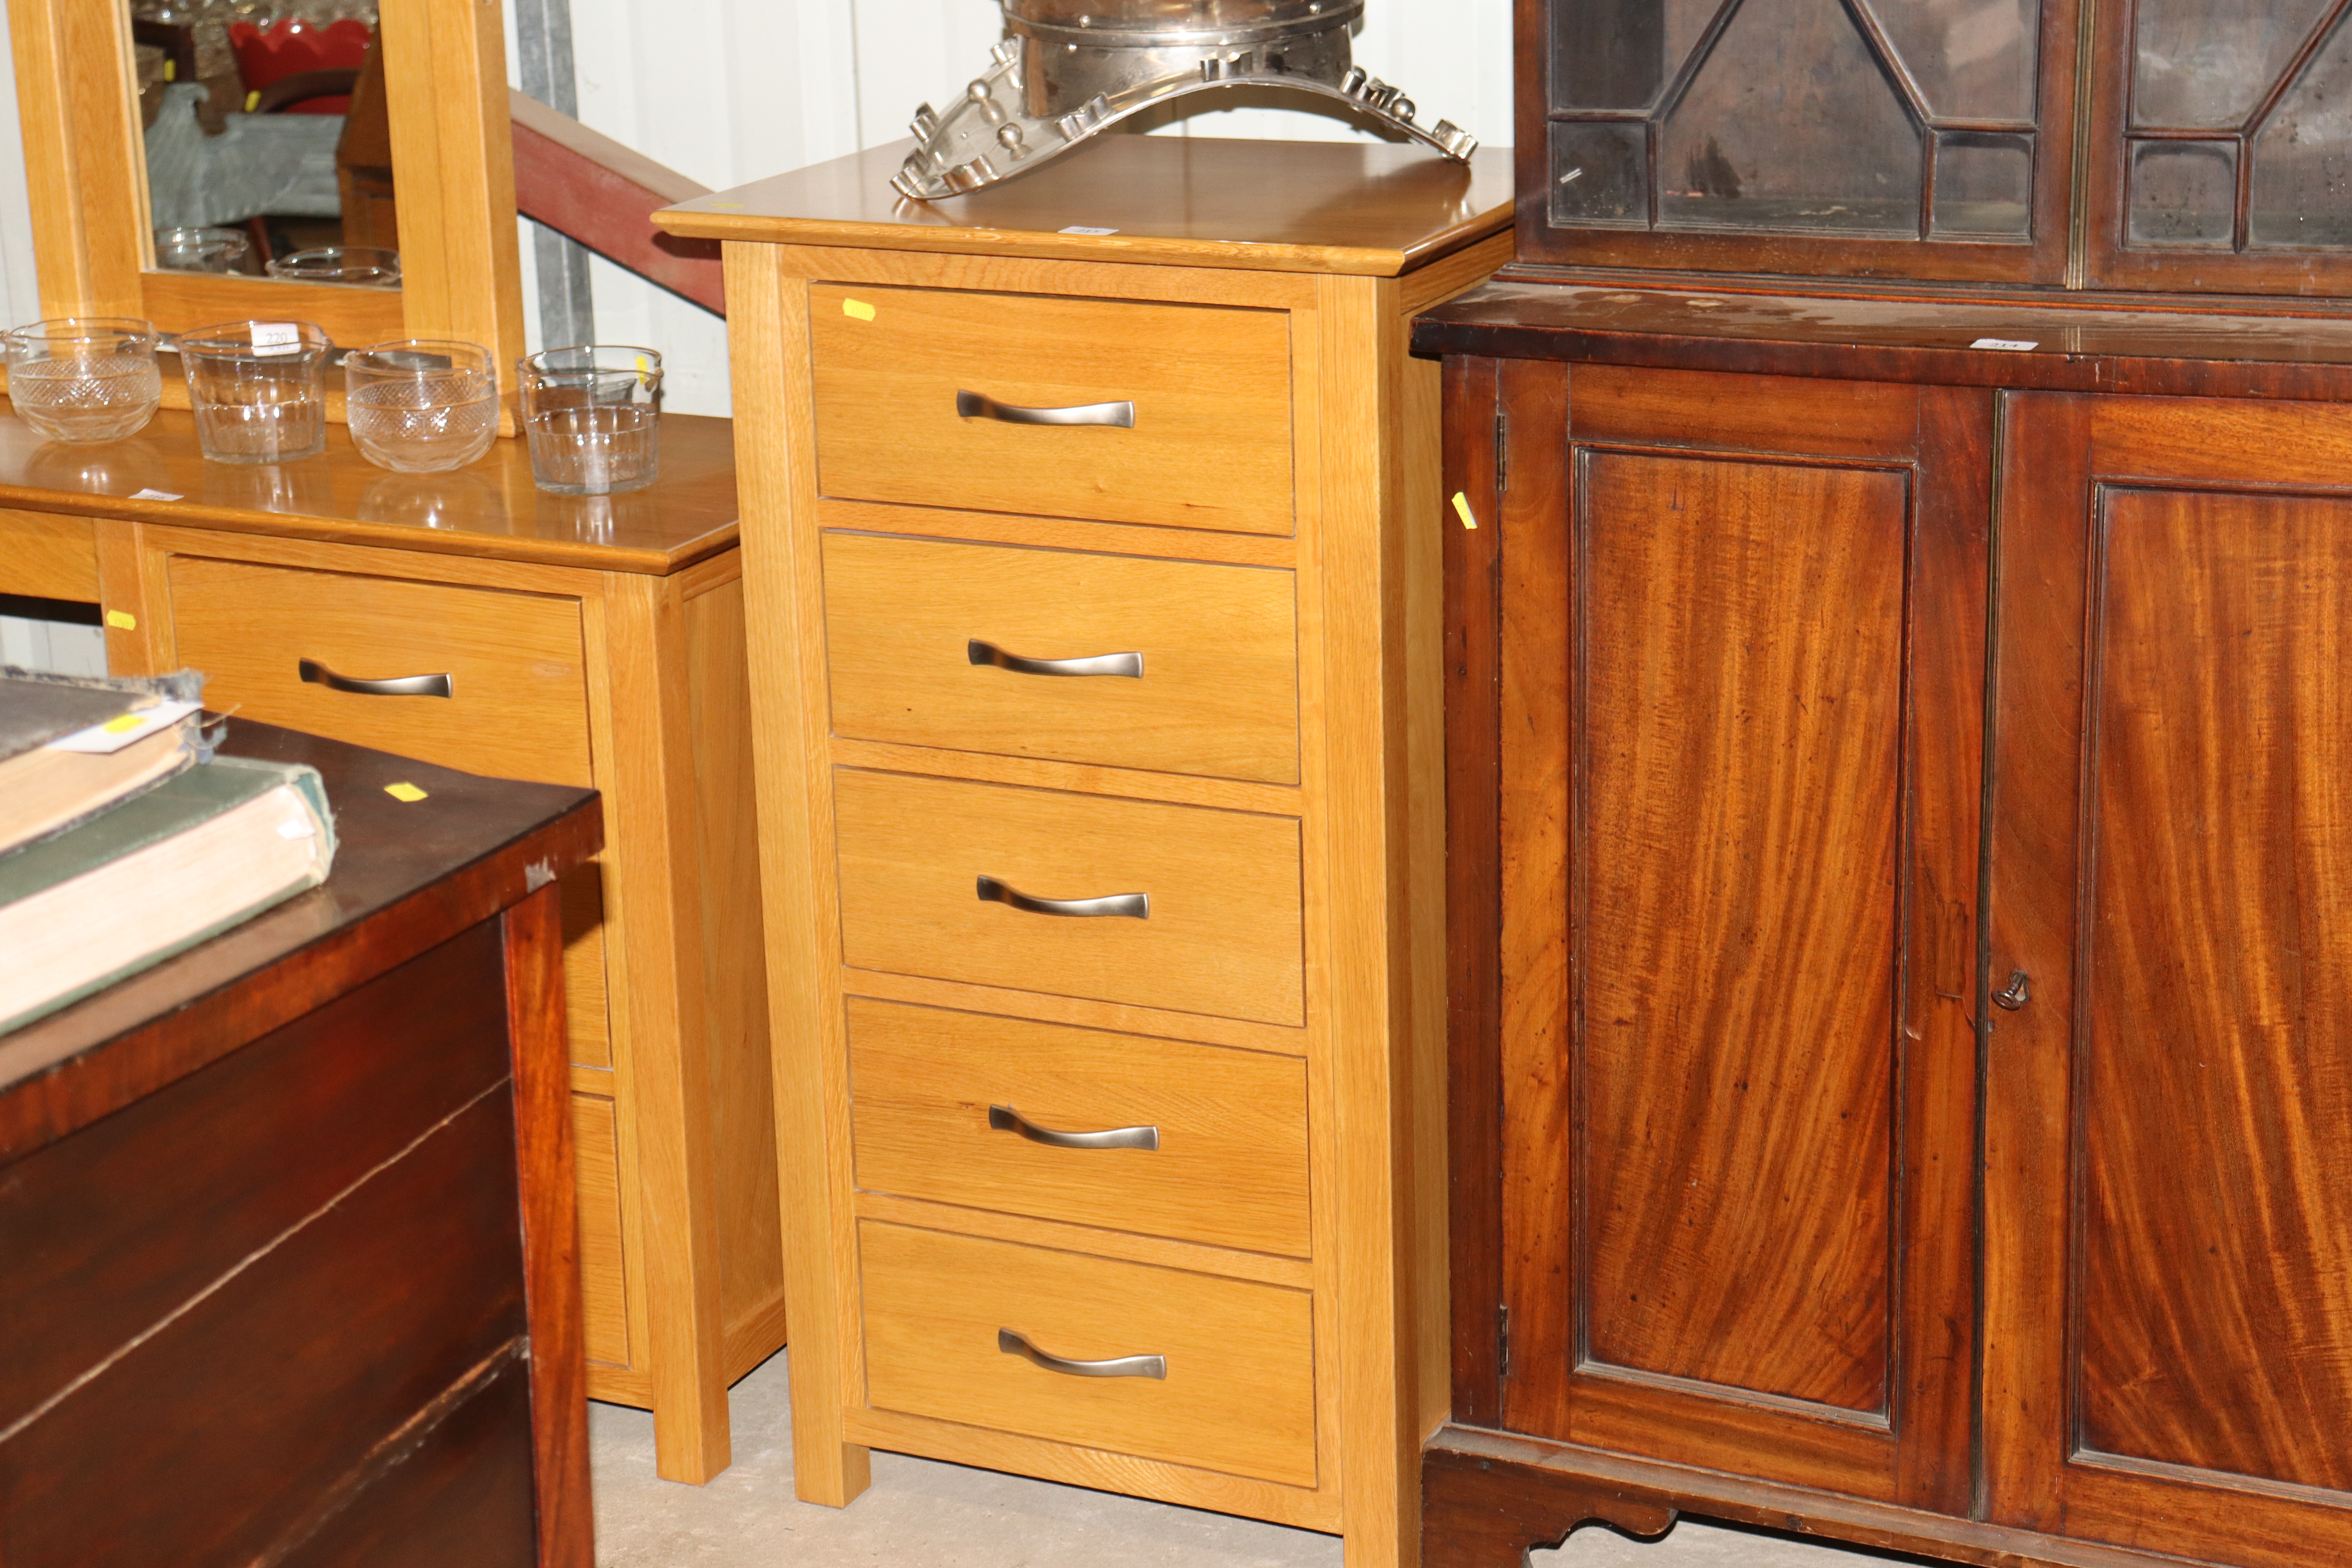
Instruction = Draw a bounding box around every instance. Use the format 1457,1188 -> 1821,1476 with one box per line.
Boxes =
0,754 -> 337,1034
0,666 -> 210,857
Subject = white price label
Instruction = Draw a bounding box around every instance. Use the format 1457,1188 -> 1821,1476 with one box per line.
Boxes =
250,321 -> 303,356
129,488 -> 182,501
1971,337 -> 2039,351
1058,225 -> 1119,236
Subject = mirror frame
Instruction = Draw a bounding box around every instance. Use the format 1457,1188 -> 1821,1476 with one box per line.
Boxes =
8,0 -> 526,387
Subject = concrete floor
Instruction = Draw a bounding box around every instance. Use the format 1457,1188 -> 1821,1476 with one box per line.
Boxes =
589,1353 -> 1937,1567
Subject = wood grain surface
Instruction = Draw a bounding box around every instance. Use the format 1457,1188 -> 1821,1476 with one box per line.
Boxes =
0,404 -> 739,577
1465,365 -> 1988,1511
847,997 -> 1310,1256
809,285 -> 1294,536
1984,393 -> 2352,1567
832,769 -> 1306,1027
857,1220 -> 1318,1488
822,531 -> 1301,783
165,555 -> 593,788
658,137 -> 1512,278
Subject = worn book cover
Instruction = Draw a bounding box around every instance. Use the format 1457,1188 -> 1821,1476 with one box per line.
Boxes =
0,755 -> 337,1034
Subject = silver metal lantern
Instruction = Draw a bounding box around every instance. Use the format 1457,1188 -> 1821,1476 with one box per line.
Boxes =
891,0 -> 1477,200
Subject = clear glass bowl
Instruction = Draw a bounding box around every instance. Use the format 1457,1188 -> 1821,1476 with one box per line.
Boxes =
178,318 -> 333,464
344,339 -> 499,473
516,345 -> 662,495
3,318 -> 165,443
155,225 -> 251,274
264,245 -> 401,287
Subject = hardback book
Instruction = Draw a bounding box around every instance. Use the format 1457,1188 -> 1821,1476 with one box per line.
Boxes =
0,667 -> 208,858
0,753 -> 337,1034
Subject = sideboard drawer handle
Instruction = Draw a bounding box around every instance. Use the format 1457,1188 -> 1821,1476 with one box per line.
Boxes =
976,875 -> 1148,920
298,658 -> 453,699
956,388 -> 1136,428
989,1103 -> 1160,1152
968,639 -> 1143,679
997,1327 -> 1166,1380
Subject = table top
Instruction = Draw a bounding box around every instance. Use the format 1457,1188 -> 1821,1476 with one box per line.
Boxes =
0,722 -> 601,1153
658,134 -> 1514,277
0,403 -> 740,577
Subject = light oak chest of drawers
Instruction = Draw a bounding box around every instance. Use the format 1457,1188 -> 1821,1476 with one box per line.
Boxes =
0,413 -> 779,1486
661,136 -> 1511,1568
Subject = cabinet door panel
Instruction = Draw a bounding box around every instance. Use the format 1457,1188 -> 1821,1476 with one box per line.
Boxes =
1988,394 -> 2352,1564
1474,362 -> 1989,1511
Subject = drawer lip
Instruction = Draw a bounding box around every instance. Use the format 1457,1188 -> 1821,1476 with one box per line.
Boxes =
832,769 -> 1308,1028
820,531 -> 1303,786
809,284 -> 1296,538
846,996 -> 1313,1258
857,1218 -> 1318,1489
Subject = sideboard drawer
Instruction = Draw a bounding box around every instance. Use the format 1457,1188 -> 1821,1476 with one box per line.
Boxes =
808,284 -> 1294,536
165,555 -> 592,788
859,1221 -> 1317,1487
833,769 -> 1305,1026
823,532 -> 1299,784
848,998 -> 1310,1256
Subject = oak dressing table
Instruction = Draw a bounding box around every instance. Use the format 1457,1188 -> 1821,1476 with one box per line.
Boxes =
0,406 -> 777,1483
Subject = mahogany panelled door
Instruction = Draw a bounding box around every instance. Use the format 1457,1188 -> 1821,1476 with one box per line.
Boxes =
1454,359 -> 1989,1512
1986,394 -> 2352,1568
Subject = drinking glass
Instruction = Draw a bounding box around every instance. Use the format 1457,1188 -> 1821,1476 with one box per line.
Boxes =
154,226 -> 252,274
344,339 -> 499,472
264,246 -> 401,287
178,319 -> 332,464
3,318 -> 164,443
517,345 -> 662,495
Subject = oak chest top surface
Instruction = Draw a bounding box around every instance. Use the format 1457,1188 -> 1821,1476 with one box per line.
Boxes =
657,134 -> 1514,277
0,403 -> 740,576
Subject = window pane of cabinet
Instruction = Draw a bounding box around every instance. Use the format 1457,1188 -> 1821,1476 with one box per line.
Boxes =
2103,0 -> 2352,280
1541,0 -> 2044,243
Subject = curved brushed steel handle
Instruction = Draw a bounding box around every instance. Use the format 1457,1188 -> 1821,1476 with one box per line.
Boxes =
298,657 -> 452,699
956,389 -> 1136,428
976,875 -> 1148,920
989,1103 -> 1160,1152
1993,970 -> 2031,1011
997,1328 -> 1165,1380
967,639 -> 1143,679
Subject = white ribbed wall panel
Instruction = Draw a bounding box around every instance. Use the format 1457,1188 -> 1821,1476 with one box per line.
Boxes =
0,0 -> 1509,414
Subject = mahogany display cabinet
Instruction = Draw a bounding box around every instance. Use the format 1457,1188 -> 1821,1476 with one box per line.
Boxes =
1424,2 -> 2352,1566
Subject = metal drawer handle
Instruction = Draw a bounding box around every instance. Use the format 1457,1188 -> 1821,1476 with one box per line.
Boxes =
298,657 -> 453,699
997,1328 -> 1165,1381
956,389 -> 1136,428
976,875 -> 1148,920
989,1103 -> 1160,1152
968,639 -> 1143,679
1993,970 -> 2031,1011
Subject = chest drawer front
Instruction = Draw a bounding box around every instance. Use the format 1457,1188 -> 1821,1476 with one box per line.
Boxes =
848,998 -> 1310,1256
833,770 -> 1305,1026
809,284 -> 1294,537
859,1221 -> 1316,1488
823,533 -> 1300,784
165,555 -> 593,788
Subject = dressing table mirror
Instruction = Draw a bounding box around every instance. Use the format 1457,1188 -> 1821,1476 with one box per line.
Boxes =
8,0 -> 524,392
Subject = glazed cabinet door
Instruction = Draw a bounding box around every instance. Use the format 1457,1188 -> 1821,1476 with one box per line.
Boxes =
1448,359 -> 1990,1511
1986,394 -> 2352,1566
1517,0 -> 2079,283
2083,0 -> 2352,294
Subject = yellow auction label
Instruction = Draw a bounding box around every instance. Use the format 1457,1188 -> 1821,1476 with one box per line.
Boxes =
384,782 -> 429,803
1451,492 -> 1479,530
104,610 -> 136,630
842,298 -> 876,322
